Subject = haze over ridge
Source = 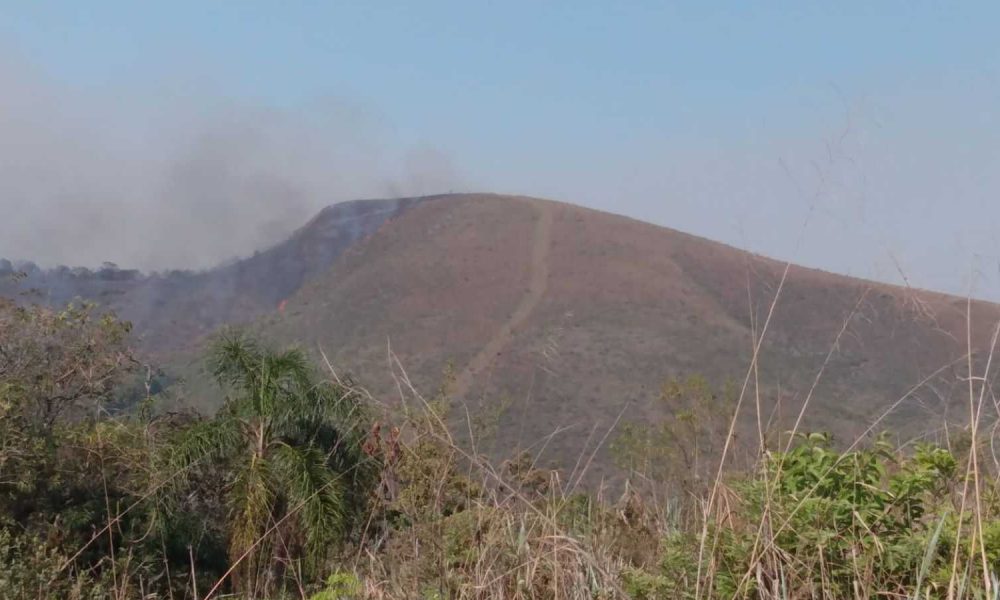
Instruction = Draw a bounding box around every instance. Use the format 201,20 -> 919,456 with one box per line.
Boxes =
0,56 -> 462,272
2,3 -> 1000,298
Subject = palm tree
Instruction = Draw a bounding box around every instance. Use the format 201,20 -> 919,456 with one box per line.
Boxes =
168,331 -> 376,596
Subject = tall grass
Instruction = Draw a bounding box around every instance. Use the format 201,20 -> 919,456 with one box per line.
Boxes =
293,298 -> 1000,600
6,294 -> 1000,599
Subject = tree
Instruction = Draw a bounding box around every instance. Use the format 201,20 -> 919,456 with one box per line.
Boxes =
0,299 -> 134,510
169,331 -> 376,596
0,299 -> 133,432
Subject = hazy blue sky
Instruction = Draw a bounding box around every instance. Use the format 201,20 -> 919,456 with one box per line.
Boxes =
2,2 -> 999,299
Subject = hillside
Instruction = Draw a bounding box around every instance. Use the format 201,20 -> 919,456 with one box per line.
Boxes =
1,196 -> 423,354
254,194 -> 1000,478
5,193 -> 999,478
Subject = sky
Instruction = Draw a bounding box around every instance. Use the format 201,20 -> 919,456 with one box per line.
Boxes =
1,2 -> 999,299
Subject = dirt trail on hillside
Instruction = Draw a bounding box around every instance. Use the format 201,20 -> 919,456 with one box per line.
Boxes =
451,202 -> 554,400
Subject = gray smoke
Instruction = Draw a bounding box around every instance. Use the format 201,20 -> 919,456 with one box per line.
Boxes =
0,59 -> 462,271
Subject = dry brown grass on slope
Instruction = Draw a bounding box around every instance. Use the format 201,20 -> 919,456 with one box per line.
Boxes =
253,194 -> 1000,482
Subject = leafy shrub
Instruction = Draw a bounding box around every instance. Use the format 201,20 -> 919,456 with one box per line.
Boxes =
0,528 -> 110,600
310,571 -> 362,599
702,433 -> 993,597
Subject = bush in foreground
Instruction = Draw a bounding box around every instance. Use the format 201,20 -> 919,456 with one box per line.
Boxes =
3,299 -> 1000,598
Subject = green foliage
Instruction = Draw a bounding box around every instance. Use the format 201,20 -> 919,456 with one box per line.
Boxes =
391,398 -> 480,524
707,433 -> 990,597
1,304 -> 382,598
611,375 -> 737,501
0,299 -> 133,431
0,300 -> 134,510
0,301 -> 178,593
621,566 -> 673,600
5,307 -> 1000,600
310,571 -> 362,600
0,528 -> 110,600
165,330 -> 379,596
608,430 -> 1000,599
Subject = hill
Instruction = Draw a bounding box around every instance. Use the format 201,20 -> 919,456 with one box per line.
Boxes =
254,194 -> 1000,478
5,193 -> 999,478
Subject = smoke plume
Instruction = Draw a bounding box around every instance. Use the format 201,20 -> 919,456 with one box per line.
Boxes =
0,59 -> 462,271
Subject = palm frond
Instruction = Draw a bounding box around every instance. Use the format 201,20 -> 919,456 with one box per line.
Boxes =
146,416 -> 241,540
227,450 -> 277,564
207,329 -> 263,395
168,416 -> 242,471
272,442 -> 346,560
